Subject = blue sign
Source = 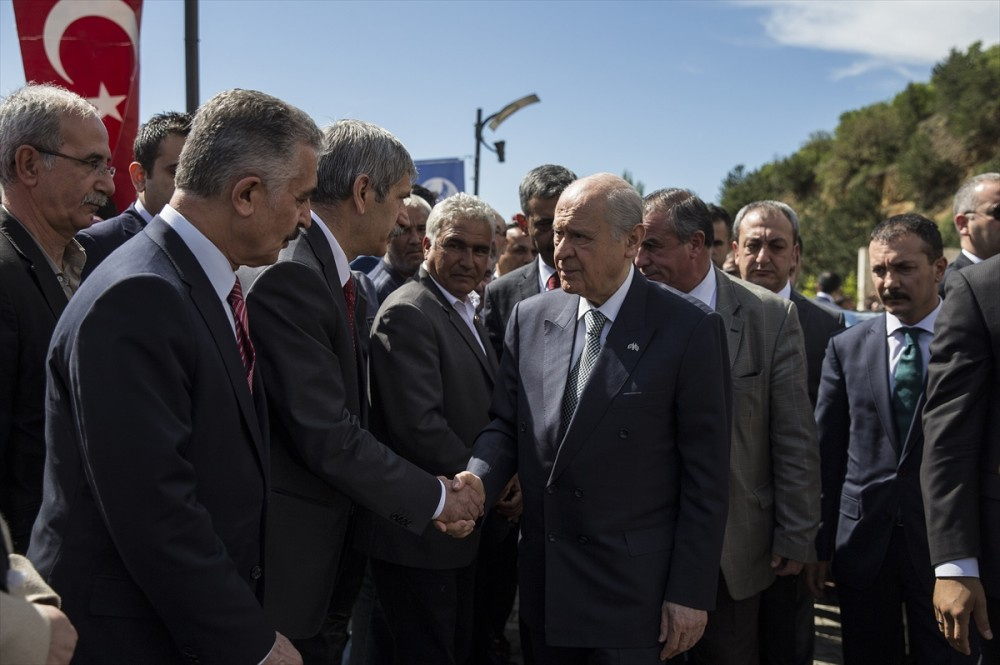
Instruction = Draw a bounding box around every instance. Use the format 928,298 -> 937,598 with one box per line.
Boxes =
414,158 -> 464,202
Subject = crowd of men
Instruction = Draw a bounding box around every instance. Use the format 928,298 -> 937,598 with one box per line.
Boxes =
0,81 -> 997,665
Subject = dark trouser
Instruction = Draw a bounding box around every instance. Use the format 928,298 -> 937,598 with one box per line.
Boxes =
838,525 -> 978,665
347,565 -> 393,665
982,595 -> 1000,665
688,572 -> 761,665
523,621 -> 665,664
471,512 -> 520,664
369,558 -> 475,665
758,573 -> 815,665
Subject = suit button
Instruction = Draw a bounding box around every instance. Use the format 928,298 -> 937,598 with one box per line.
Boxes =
578,535 -> 589,544
546,485 -> 557,494
548,532 -> 557,542
250,565 -> 262,580
618,428 -> 629,439
519,423 -> 527,433
574,488 -> 584,498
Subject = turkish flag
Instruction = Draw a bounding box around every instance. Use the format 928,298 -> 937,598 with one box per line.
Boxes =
13,0 -> 143,215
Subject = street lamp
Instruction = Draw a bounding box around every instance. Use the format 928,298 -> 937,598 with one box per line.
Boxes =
473,93 -> 540,196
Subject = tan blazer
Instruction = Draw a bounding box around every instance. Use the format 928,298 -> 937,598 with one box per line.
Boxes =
714,269 -> 820,600
1,515 -> 60,664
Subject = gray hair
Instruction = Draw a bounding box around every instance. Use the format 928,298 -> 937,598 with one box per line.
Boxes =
643,188 -> 714,246
389,195 -> 433,239
605,181 -> 643,241
0,83 -> 102,187
733,200 -> 800,243
953,173 -> 1000,216
425,193 -> 496,245
312,119 -> 416,205
519,164 -> 577,214
174,89 -> 321,198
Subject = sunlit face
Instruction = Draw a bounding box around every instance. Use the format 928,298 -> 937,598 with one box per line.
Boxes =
711,219 -> 730,268
424,216 -> 493,300
956,179 -> 1000,260
386,199 -> 428,276
636,209 -> 702,292
733,208 -> 799,294
361,174 -> 411,257
33,114 -> 114,238
553,191 -> 642,306
525,195 -> 558,268
496,226 -> 535,275
139,132 -> 185,216
869,232 -> 945,325
235,142 -> 316,268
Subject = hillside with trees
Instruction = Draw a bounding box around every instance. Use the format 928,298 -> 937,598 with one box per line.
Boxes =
718,42 -> 1000,297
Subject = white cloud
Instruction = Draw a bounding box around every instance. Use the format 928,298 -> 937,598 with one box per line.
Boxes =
746,0 -> 999,77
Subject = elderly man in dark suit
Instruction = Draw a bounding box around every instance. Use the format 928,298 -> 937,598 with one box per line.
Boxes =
77,111 -> 191,279
360,192 -> 498,663
814,214 -> 975,663
27,89 -> 319,665
939,172 -> 1000,296
922,253 -> 1000,660
635,189 -> 818,665
481,164 -> 576,358
462,173 -> 732,663
0,83 -> 113,553
243,120 -> 482,664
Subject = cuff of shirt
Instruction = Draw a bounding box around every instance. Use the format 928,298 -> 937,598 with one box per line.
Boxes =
257,633 -> 277,665
935,558 -> 980,578
431,479 -> 447,520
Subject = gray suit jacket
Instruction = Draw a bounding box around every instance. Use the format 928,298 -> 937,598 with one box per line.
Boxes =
481,257 -> 543,359
245,223 -> 441,638
358,269 -> 497,569
714,270 -> 820,600
469,273 -> 732,648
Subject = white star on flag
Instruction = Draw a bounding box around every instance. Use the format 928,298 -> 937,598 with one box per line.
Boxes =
87,82 -> 126,122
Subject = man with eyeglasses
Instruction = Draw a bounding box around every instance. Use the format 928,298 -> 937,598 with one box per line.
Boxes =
941,172 -> 1000,296
0,83 -> 114,553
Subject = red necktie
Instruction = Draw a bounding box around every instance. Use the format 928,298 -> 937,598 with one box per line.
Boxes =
343,278 -> 357,352
227,278 -> 255,391
546,272 -> 561,291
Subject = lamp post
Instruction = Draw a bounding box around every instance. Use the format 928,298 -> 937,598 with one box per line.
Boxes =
473,93 -> 540,196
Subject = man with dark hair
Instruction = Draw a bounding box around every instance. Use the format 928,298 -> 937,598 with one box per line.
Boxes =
707,203 -> 731,269
410,182 -> 438,209
636,188 -> 818,665
28,88 -> 320,665
941,172 -> 1000,296
813,271 -> 842,307
813,214 -> 975,663
496,221 -> 536,276
77,111 -> 191,279
0,83 -> 113,553
481,164 -> 576,358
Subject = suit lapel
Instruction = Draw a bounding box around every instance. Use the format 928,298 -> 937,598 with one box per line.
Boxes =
0,209 -> 69,319
543,294 -> 578,454
520,258 -> 542,299
714,269 -> 744,367
418,270 -> 495,381
146,219 -> 267,468
865,316 -> 900,455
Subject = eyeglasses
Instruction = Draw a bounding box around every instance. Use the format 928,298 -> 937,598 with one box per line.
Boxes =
32,146 -> 116,178
965,205 -> 1000,222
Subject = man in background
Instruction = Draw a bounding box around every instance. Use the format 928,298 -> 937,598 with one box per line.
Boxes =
940,172 -> 999,295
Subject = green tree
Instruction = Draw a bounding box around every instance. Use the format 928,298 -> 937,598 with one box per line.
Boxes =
622,169 -> 645,196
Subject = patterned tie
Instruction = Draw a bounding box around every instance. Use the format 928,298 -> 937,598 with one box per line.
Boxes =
546,272 -> 561,291
343,278 -> 357,354
892,327 -> 923,441
227,278 -> 255,392
560,309 -> 608,430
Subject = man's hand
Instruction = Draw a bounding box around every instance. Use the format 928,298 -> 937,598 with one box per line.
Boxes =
433,472 -> 485,538
804,561 -> 830,598
37,604 -> 77,665
770,554 -> 804,576
934,577 -> 993,655
658,601 -> 706,660
263,632 -> 302,665
496,474 -> 523,522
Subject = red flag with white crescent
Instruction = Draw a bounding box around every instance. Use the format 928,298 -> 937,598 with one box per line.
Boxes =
13,0 -> 143,215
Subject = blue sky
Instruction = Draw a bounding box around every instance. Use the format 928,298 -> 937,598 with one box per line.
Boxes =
2,0 -> 998,218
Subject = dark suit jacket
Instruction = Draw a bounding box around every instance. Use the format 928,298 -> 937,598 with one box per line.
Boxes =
481,256 -> 543,359
359,269 -> 497,569
245,223 -> 441,638
0,208 -> 68,552
27,217 -> 274,665
922,255 -> 1000,598
938,251 -> 974,298
468,273 -> 731,649
76,204 -> 146,280
790,290 -> 845,406
815,315 -> 935,591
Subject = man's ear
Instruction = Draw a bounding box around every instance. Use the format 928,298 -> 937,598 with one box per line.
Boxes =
128,162 -> 146,193
13,145 -> 45,186
352,174 -> 371,215
690,230 -> 706,254
954,213 -> 971,237
623,223 -> 646,259
231,176 -> 263,217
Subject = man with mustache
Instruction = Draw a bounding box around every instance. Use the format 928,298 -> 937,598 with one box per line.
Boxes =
813,215 -> 976,663
0,83 -> 114,553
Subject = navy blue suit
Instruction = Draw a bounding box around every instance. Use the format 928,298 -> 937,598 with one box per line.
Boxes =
76,204 -> 146,280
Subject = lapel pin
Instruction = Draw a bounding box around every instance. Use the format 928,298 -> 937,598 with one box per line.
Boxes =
627,342 -> 639,352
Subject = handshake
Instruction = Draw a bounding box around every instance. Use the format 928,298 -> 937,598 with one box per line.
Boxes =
432,471 -> 485,538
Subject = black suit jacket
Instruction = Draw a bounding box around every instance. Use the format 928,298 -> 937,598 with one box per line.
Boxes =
790,290 -> 845,406
469,273 -> 731,648
481,257 -> 543,359
27,217 -> 274,665
245,223 -> 441,638
938,251 -> 974,298
358,269 -> 497,569
76,204 -> 146,280
922,254 -> 1000,598
815,315 -> 935,591
0,207 -> 68,552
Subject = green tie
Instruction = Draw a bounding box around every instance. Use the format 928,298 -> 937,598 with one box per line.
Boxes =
892,327 -> 923,442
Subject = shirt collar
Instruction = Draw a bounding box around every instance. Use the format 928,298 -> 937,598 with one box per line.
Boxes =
159,204 -> 236,302
538,259 -> 556,289
885,298 -> 942,337
311,210 -> 350,287
961,248 -> 983,264
135,199 -> 154,224
687,265 -> 717,310
576,265 -> 634,324
426,266 -> 478,309
777,280 -> 793,300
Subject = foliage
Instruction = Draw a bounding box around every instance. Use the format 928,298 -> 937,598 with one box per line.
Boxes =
622,169 -> 645,196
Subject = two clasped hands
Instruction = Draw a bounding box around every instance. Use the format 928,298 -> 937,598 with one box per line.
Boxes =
432,471 -> 487,538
